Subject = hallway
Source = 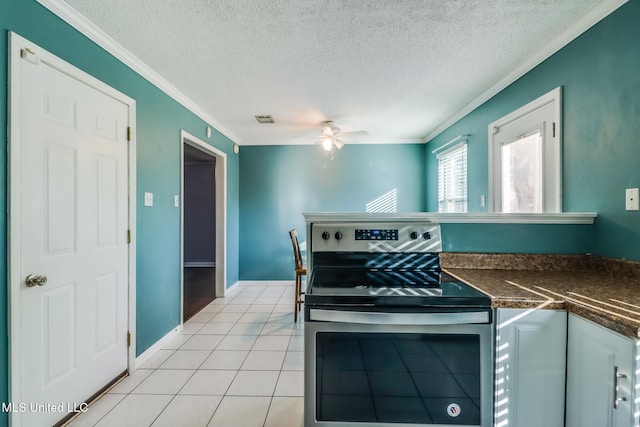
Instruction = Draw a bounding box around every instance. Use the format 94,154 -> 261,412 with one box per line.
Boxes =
67,282 -> 304,427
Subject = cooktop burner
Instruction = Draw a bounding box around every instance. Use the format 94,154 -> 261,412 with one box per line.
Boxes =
306,267 -> 490,308
305,222 -> 491,310
308,267 -> 442,287
312,284 -> 444,297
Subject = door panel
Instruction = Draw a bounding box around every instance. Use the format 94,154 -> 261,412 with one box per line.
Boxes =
17,41 -> 130,426
43,283 -> 76,384
95,272 -> 119,354
566,315 -> 633,427
45,144 -> 78,254
43,90 -> 77,128
97,156 -> 119,246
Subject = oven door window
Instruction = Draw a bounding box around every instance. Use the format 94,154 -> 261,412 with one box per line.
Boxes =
316,332 -> 481,425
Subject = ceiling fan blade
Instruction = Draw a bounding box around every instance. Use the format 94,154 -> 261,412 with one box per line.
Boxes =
334,138 -> 345,150
337,130 -> 369,138
322,127 -> 337,137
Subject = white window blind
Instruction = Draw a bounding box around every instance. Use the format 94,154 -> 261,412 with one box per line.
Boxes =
437,141 -> 468,213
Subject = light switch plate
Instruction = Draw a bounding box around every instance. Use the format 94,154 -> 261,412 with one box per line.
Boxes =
626,188 -> 639,211
174,195 -> 180,207
144,192 -> 153,207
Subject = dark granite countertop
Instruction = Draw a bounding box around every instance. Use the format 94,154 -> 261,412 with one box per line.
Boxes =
440,253 -> 640,339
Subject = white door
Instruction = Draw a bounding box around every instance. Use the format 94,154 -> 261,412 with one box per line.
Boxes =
12,37 -> 131,426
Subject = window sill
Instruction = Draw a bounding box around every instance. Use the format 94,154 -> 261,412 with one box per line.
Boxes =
303,212 -> 597,225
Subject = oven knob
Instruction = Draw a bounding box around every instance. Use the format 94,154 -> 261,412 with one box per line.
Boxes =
409,231 -> 419,240
334,231 -> 343,240
423,232 -> 432,240
321,231 -> 331,240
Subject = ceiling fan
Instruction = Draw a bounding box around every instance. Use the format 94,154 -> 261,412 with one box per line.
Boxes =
318,120 -> 369,151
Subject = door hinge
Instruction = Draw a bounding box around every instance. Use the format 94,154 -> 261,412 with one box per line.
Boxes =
127,331 -> 131,347
127,127 -> 131,141
127,229 -> 131,244
552,122 -> 556,138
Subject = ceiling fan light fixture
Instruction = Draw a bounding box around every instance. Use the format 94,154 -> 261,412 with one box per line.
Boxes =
315,120 -> 367,152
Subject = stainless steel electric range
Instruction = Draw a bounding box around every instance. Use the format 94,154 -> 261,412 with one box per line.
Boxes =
303,222 -> 493,427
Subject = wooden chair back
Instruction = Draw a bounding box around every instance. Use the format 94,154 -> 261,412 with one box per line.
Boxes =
289,229 -> 304,271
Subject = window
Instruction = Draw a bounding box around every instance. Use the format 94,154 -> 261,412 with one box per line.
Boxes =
489,87 -> 562,213
501,131 -> 542,212
437,141 -> 467,213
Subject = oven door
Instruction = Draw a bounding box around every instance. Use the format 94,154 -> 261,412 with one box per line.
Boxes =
304,309 -> 493,427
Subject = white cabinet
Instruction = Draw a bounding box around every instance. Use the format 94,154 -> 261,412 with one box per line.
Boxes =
494,308 -> 567,427
566,314 -> 637,427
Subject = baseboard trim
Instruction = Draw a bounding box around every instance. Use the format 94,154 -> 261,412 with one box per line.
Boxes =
224,280 -> 241,297
134,280 -> 294,369
224,280 -> 293,296
235,280 -> 293,285
134,325 -> 182,369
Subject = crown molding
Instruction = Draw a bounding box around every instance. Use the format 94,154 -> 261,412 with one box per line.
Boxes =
241,136 -> 426,146
423,0 -> 629,143
35,0 -> 242,145
35,0 -> 627,148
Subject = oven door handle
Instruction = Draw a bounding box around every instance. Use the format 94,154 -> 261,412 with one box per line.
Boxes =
308,309 -> 490,325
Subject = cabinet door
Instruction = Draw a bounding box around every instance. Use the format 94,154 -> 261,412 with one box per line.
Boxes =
566,314 -> 634,427
494,309 -> 567,427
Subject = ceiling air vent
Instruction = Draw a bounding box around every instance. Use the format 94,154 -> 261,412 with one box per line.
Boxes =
255,115 -> 274,124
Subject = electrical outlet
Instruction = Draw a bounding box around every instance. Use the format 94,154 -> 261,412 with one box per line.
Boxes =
144,192 -> 153,207
480,195 -> 486,207
626,188 -> 639,211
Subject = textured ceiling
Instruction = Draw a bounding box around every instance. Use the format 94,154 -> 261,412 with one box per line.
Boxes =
60,0 -> 620,146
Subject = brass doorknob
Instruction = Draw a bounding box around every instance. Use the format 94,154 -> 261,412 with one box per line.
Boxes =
25,274 -> 48,287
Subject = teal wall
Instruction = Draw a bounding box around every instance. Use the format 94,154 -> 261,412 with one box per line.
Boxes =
1,0 -> 240,421
238,138 -> 595,278
426,0 -> 640,261
441,223 -> 592,254
239,144 -> 426,279
1,0 -> 638,424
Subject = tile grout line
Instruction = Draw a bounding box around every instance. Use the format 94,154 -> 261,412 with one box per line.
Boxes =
70,283 -> 301,426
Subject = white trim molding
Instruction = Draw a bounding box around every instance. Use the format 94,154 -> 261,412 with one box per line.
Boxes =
35,0 -> 628,149
180,130 -> 228,306
233,280 -> 294,287
35,0 -> 241,145
303,212 -> 597,225
135,326 -> 182,369
488,87 -> 562,213
425,0 -> 629,143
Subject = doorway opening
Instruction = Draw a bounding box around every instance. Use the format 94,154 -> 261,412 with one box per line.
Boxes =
181,131 -> 227,322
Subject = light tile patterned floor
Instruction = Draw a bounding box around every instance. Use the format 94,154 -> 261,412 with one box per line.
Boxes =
67,282 -> 304,427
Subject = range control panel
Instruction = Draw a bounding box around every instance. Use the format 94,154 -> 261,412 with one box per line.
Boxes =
355,228 -> 398,241
312,222 -> 442,253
